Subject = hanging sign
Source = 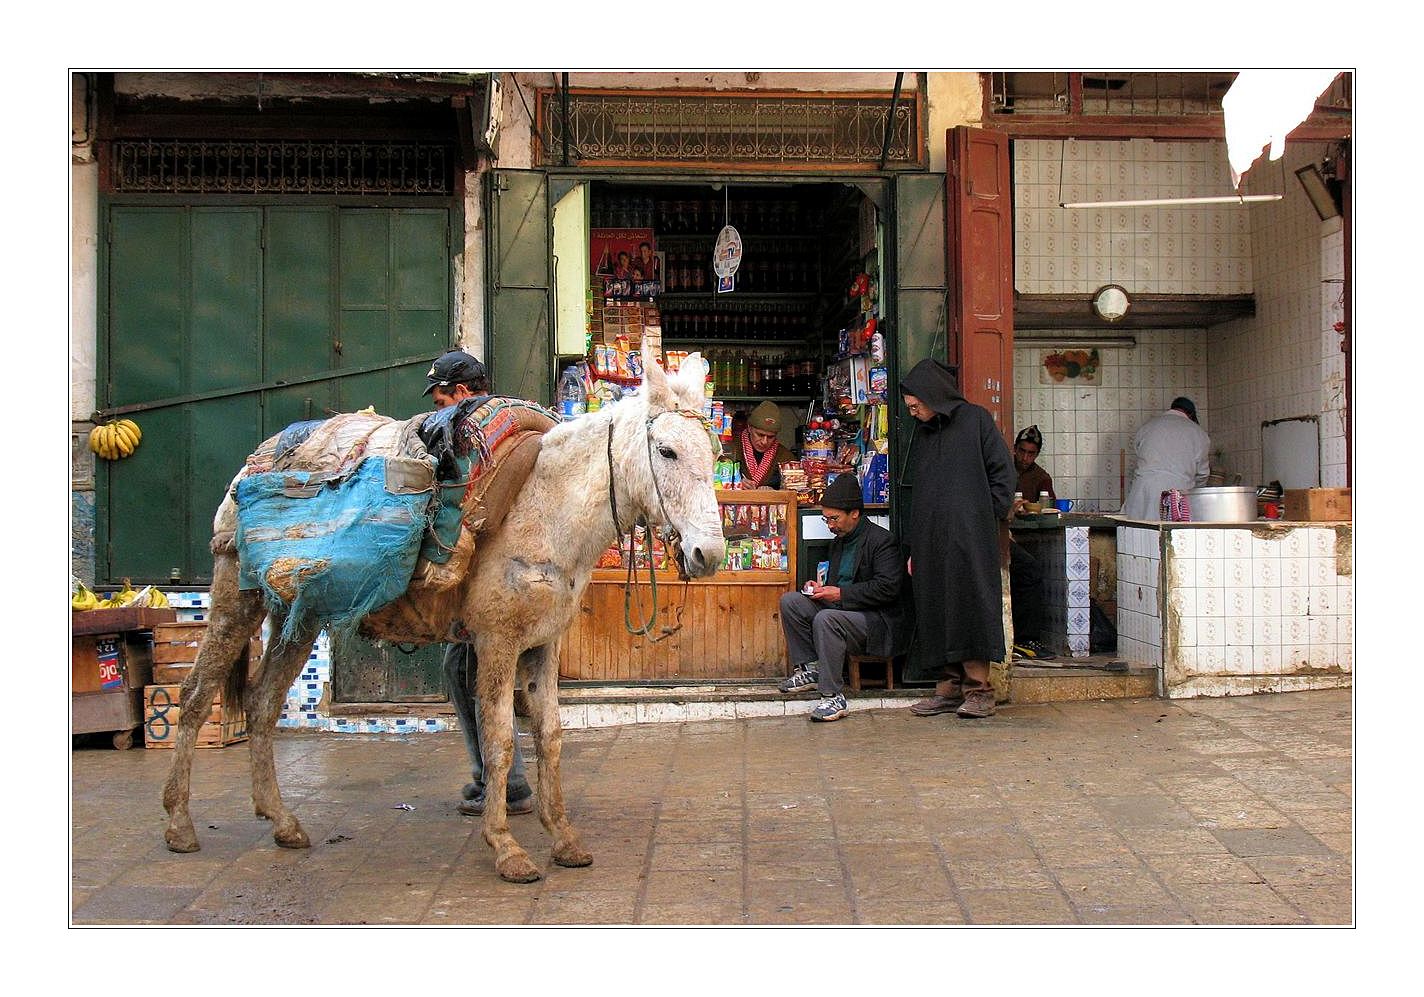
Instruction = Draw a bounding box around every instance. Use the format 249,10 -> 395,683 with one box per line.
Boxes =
713,225 -> 742,279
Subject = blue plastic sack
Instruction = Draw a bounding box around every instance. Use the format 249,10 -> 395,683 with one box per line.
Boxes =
235,456 -> 435,643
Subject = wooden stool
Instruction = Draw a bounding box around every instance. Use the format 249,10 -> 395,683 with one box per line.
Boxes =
847,654 -> 895,692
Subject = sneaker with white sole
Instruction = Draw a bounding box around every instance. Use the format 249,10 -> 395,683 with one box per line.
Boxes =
778,662 -> 820,694
809,693 -> 848,722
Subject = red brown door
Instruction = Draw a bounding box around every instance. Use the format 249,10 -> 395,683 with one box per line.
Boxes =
946,126 -> 1014,440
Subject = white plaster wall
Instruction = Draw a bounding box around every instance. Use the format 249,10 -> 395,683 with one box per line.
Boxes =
71,74 -> 98,423
1208,146 -> 1334,486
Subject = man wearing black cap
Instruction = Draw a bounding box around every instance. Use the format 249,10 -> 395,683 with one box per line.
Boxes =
423,350 -> 536,817
1122,396 -> 1211,520
423,349 -> 490,406
776,472 -> 908,722
1012,425 -> 1055,505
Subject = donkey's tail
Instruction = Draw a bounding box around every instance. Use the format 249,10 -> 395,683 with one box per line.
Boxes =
224,638 -> 252,712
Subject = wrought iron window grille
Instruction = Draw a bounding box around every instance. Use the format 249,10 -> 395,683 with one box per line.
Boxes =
110,139 -> 456,195
536,90 -> 922,169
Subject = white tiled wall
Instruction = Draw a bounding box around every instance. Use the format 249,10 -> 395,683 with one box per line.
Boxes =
1012,140 -> 1348,496
1013,138 -> 1251,294
1206,146 -> 1346,487
1012,330 -> 1208,512
1115,524 -> 1354,697
1116,526 -> 1163,668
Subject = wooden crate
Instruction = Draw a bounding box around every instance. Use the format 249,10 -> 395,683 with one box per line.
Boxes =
142,684 -> 248,749
152,626 -> 262,684
1283,487 -> 1352,522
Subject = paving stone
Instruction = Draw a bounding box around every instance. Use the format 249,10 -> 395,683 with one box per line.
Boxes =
71,689 -> 1352,926
1211,826 -> 1333,857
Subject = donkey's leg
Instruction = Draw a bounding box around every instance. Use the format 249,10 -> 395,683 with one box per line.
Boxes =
524,643 -> 592,868
244,618 -> 320,849
163,553 -> 264,853
474,636 -> 541,883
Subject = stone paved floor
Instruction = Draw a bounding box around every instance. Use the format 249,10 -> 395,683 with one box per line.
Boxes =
70,689 -> 1352,925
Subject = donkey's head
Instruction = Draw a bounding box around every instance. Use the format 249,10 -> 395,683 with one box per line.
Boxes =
632,354 -> 725,579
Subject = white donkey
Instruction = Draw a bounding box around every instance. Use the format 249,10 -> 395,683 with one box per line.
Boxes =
162,356 -> 725,883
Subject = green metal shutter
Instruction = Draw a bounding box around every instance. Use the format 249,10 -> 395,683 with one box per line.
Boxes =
488,169 -> 553,404
100,203 -> 454,588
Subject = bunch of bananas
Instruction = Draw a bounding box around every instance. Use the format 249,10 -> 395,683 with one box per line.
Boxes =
72,576 -> 99,611
89,419 -> 142,460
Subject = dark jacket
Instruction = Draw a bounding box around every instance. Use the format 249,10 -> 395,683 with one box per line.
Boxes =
826,518 -> 910,658
899,359 -> 1015,677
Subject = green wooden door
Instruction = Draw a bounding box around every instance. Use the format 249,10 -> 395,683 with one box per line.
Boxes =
488,169 -> 553,404
100,201 -> 455,700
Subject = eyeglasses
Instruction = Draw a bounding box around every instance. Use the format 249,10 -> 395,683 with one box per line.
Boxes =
821,513 -> 850,524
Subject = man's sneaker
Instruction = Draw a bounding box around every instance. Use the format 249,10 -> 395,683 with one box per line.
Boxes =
778,662 -> 820,694
809,694 -> 848,722
458,794 -> 536,816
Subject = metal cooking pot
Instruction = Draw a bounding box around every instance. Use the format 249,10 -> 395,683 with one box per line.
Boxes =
1185,486 -> 1258,522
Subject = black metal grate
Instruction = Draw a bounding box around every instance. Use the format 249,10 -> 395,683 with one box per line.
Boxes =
111,139 -> 455,195
538,91 -> 920,168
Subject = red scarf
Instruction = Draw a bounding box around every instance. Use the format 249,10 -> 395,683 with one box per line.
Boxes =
741,432 -> 777,487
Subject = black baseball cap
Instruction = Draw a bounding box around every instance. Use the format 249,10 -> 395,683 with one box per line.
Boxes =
423,350 -> 488,396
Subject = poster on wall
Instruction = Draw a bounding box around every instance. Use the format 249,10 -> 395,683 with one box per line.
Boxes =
592,228 -> 661,299
1038,348 -> 1102,385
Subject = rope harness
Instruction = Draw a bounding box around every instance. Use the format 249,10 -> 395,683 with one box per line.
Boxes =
606,409 -> 718,641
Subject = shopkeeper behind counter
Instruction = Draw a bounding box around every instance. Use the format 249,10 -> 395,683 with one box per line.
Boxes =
729,400 -> 796,489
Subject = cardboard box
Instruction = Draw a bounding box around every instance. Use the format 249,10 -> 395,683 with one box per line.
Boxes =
1283,487 -> 1352,522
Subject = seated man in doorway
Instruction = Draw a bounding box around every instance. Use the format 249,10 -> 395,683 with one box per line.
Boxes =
776,472 -> 908,722
424,349 -> 535,817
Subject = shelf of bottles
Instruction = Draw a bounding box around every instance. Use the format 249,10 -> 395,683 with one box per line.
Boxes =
700,350 -> 817,398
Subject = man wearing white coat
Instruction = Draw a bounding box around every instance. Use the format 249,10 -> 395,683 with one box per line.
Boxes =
1121,397 -> 1212,520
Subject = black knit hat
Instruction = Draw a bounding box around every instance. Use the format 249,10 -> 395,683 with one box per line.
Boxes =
821,472 -> 864,511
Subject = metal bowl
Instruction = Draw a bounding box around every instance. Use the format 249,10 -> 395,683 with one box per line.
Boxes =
1185,486 -> 1258,522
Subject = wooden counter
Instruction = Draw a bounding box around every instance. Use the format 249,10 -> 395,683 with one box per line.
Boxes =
559,490 -> 798,682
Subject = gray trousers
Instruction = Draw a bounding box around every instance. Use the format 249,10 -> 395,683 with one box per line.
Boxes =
778,591 -> 873,698
441,643 -> 532,803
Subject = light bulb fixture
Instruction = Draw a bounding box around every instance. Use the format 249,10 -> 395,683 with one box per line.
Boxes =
1060,194 -> 1283,209
1295,163 -> 1341,220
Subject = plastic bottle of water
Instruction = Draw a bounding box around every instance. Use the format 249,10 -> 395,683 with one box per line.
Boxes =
559,367 -> 586,420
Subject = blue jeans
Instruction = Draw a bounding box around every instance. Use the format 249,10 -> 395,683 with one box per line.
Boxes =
441,643 -> 532,803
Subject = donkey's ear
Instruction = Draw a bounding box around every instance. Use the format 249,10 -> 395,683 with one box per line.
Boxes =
643,353 -> 672,414
671,352 -> 709,409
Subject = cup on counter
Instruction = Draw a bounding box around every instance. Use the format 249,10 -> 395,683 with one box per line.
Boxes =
1054,498 -> 1073,512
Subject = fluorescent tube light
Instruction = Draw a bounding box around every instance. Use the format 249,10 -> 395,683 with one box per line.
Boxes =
1017,337 -> 1137,350
1060,194 -> 1283,208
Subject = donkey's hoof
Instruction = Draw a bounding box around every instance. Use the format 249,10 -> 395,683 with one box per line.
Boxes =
165,831 -> 201,854
274,825 -> 311,849
496,852 -> 543,883
552,842 -> 594,868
